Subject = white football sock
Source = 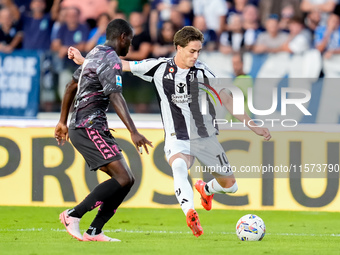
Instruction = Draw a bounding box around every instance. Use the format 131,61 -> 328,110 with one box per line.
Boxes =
171,158 -> 194,215
205,178 -> 238,195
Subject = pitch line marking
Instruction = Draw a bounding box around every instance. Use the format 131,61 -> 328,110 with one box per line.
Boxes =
0,228 -> 340,237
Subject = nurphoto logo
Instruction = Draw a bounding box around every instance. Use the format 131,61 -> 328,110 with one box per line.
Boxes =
200,81 -> 312,128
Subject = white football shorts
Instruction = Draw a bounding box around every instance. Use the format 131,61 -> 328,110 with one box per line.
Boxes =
164,135 -> 233,176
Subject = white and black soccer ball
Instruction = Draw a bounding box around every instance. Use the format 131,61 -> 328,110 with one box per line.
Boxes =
236,214 -> 266,241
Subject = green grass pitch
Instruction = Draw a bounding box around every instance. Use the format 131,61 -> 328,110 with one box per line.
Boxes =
0,206 -> 339,255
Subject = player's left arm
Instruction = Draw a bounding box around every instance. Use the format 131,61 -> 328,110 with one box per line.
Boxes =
219,89 -> 272,141
110,92 -> 153,154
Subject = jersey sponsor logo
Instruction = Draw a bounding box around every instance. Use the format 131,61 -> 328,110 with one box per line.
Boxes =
116,75 -> 122,86
133,60 -> 144,65
164,73 -> 173,80
171,93 -> 192,104
169,67 -> 175,73
113,63 -> 120,70
176,83 -> 186,93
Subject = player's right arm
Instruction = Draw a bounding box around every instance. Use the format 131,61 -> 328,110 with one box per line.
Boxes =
68,46 -> 85,65
219,89 -> 272,141
68,46 -> 164,76
55,78 -> 78,146
68,46 -> 132,71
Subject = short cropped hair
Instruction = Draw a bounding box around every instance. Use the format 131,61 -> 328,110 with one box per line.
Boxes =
173,26 -> 204,50
106,19 -> 133,41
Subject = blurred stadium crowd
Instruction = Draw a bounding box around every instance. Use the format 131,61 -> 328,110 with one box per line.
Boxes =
1,0 -> 340,113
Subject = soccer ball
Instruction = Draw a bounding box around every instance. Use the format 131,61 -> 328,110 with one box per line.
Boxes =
236,214 -> 266,241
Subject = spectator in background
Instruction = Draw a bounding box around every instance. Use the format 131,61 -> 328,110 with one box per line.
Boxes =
0,0 -> 20,21
253,14 -> 289,54
227,0 -> 248,17
281,17 -> 311,54
108,0 -> 150,20
193,15 -> 218,51
315,13 -> 340,58
226,0 -> 261,10
123,11 -> 154,113
52,7 -> 89,60
279,4 -> 296,31
85,13 -> 111,52
193,0 -> 227,37
226,52 -> 253,121
21,0 -> 60,50
12,0 -> 30,13
113,10 -> 127,20
152,20 -> 176,57
51,6 -> 89,100
242,4 -> 263,50
220,14 -> 245,54
60,0 -> 109,23
150,0 -> 191,42
125,12 -> 152,60
259,0 -> 302,28
305,9 -> 322,36
300,0 -> 338,26
51,6 -> 67,41
243,4 -> 261,30
0,7 -> 22,53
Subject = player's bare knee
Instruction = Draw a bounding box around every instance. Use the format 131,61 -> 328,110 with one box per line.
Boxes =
129,175 -> 135,187
116,173 -> 134,188
125,174 -> 135,188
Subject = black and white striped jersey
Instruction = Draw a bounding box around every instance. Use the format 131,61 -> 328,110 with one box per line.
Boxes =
129,58 -> 223,140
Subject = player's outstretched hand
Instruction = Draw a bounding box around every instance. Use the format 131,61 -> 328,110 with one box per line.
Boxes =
253,127 -> 271,141
68,46 -> 85,65
131,131 -> 153,155
55,122 -> 69,146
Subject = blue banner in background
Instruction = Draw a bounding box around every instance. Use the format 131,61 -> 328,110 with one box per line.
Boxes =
0,50 -> 40,117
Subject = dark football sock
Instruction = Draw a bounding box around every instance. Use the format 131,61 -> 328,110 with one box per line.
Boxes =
68,177 -> 122,218
86,186 -> 131,235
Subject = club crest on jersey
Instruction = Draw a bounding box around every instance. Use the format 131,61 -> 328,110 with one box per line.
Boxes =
189,71 -> 195,82
176,83 -> 186,93
169,67 -> 175,73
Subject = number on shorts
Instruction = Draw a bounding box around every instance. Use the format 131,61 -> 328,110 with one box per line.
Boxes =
216,153 -> 228,166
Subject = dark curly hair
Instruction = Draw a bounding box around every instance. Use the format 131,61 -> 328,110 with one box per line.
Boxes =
106,19 -> 133,41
